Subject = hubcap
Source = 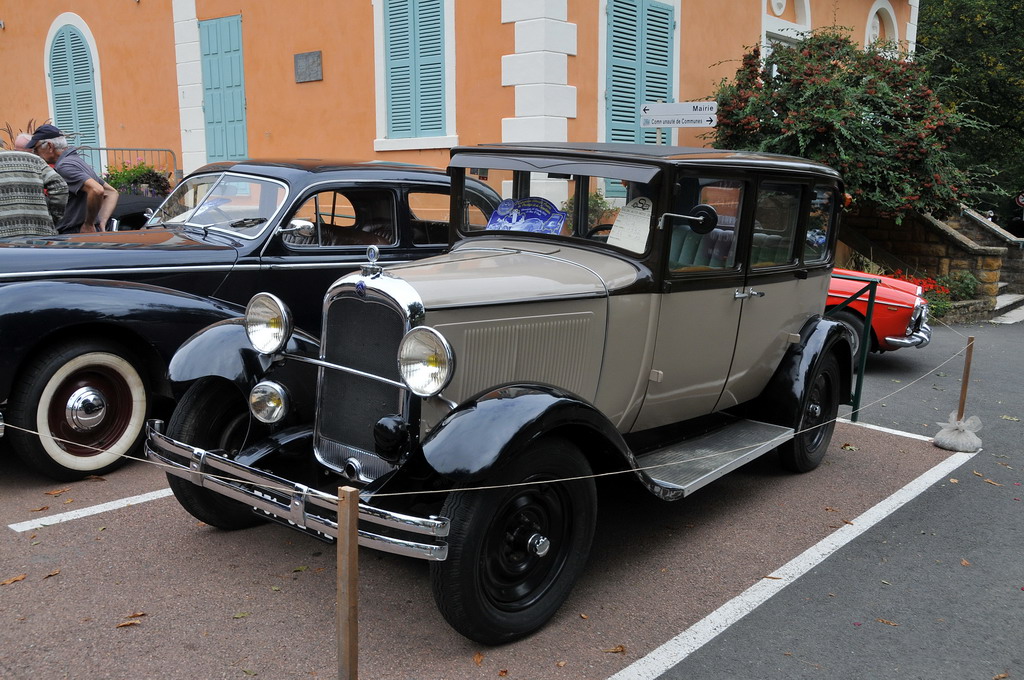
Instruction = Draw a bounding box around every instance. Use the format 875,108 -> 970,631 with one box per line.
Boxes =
527,533 -> 551,557
65,387 -> 107,432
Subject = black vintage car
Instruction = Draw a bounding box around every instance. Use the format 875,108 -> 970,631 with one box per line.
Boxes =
0,160 -> 500,480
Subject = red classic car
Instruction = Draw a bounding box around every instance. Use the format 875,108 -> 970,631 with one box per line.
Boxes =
827,268 -> 931,355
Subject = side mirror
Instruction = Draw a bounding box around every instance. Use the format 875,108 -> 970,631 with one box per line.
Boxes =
659,203 -> 719,235
279,219 -> 316,238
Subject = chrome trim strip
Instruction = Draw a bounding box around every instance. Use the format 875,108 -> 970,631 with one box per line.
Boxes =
0,264 -> 243,280
282,353 -> 406,389
0,411 -> 5,438
145,420 -> 448,561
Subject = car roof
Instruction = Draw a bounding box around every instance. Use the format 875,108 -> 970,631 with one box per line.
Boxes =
192,159 -> 453,183
454,142 -> 841,179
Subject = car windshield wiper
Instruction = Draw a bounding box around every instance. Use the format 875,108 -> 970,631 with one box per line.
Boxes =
214,217 -> 268,230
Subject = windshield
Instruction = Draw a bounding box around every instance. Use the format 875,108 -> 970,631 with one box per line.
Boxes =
456,167 -> 658,255
147,172 -> 286,238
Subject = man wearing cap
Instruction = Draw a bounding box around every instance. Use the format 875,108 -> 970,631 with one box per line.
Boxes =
0,144 -> 68,238
28,124 -> 118,234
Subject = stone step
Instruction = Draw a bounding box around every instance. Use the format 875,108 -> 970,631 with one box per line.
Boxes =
990,293 -> 1024,324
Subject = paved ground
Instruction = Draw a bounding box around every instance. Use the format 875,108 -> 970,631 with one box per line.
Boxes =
1,417 -> 958,679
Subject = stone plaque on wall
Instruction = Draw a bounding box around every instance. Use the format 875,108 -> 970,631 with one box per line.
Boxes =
295,51 -> 323,83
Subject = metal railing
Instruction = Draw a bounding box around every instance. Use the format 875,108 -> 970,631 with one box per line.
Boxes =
826,272 -> 879,422
77,146 -> 182,181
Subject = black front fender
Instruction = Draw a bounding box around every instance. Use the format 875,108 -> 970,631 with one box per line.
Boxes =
420,384 -> 628,484
168,319 -> 321,415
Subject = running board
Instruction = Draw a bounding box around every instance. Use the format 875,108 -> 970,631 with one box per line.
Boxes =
634,419 -> 793,497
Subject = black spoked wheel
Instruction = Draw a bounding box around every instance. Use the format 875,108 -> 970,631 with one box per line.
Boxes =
165,378 -> 266,530
778,353 -> 841,473
430,438 -> 597,645
7,340 -> 148,481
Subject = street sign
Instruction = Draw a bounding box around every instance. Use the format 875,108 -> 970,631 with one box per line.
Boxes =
1015,192 -> 1024,208
640,101 -> 718,128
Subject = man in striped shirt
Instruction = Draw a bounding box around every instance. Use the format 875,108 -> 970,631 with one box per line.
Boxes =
0,146 -> 68,239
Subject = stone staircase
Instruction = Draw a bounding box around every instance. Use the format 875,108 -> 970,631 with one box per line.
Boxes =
990,282 -> 1024,324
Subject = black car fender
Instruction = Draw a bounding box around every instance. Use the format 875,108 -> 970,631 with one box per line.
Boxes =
0,278 -> 245,402
168,318 -> 321,417
419,383 -> 630,484
753,315 -> 854,428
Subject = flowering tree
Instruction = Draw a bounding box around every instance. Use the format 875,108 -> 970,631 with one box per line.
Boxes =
710,29 -> 987,222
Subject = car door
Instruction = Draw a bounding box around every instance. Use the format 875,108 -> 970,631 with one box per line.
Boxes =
717,178 -> 829,410
631,176 -> 748,431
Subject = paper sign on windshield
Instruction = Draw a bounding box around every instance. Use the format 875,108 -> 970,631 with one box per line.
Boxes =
607,197 -> 653,252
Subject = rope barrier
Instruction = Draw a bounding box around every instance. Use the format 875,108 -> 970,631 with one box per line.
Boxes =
8,336 -> 976,503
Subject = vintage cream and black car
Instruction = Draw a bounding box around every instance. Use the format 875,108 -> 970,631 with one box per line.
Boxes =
147,142 -> 854,644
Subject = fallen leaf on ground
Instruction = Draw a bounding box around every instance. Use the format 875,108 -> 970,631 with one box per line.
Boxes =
602,645 -> 627,654
825,506 -> 839,512
30,506 -> 49,512
985,479 -> 1003,486
43,569 -> 60,579
973,471 -> 983,477
64,499 -> 74,504
840,444 -> 858,451
270,586 -> 281,592
85,475 -> 106,481
125,611 -> 146,618
763,575 -> 782,580
556,661 -> 567,668
293,566 -> 308,572
474,652 -> 484,667
881,580 -> 891,585
999,415 -> 1020,421
44,488 -> 71,497
2,574 -> 27,586
233,612 -> 251,619
876,618 -> 899,626
843,519 -> 855,525
116,620 -> 141,628
993,673 -> 1009,680
498,670 -> 508,677
950,478 -> 959,483
961,559 -> 971,567
580,613 -> 589,619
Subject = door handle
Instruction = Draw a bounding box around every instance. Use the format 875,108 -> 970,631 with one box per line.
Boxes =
734,288 -> 766,300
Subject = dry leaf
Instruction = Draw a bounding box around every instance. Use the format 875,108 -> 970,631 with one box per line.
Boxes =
498,671 -> 508,677
881,580 -> 891,586
840,443 -> 858,451
825,506 -> 839,512
1,574 -> 27,586
43,569 -> 61,579
961,559 -> 971,567
843,519 -> 855,525
44,488 -> 71,496
602,645 -> 627,654
763,576 -> 782,580
580,613 -> 589,619
985,479 -> 1003,487
994,673 -> 1009,680
30,506 -> 49,512
876,618 -> 899,626
125,611 -> 146,618
232,612 -> 251,619
950,478 -> 959,484
474,652 -> 484,667
63,499 -> 74,504
973,470 -> 983,477
999,415 -> 1020,421
116,620 -> 141,628
293,565 -> 308,572
556,661 -> 567,668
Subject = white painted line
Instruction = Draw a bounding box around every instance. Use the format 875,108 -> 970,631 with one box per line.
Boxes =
838,417 -> 934,442
608,450 -> 975,680
8,488 -> 173,533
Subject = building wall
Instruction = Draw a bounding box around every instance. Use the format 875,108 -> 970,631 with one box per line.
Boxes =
0,0 -> 915,174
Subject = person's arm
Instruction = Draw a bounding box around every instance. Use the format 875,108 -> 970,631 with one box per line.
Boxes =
40,163 -> 68,227
95,182 -> 119,231
79,178 -> 106,233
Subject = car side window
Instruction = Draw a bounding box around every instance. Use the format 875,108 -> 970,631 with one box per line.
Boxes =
804,184 -> 836,264
751,182 -> 802,268
669,178 -> 743,272
286,189 -> 396,247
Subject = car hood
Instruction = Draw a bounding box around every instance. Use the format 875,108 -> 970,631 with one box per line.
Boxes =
384,239 -> 641,308
830,268 -> 921,305
0,228 -> 241,280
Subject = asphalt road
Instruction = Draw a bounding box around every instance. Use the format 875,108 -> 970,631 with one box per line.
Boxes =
0,319 -> 1019,679
641,318 -> 1024,680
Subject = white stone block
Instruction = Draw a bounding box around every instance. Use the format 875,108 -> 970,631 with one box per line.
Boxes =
502,115 -> 567,143
178,106 -> 205,130
515,84 -> 576,118
175,40 -> 201,66
176,60 -> 203,88
173,19 -> 200,46
515,18 -> 577,55
502,52 -> 567,86
178,84 -> 204,109
501,0 -> 566,23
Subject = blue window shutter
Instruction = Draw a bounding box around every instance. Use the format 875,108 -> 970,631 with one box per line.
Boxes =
49,25 -> 100,170
640,0 -> 674,145
200,16 -> 247,162
385,0 -> 445,139
606,0 -> 642,146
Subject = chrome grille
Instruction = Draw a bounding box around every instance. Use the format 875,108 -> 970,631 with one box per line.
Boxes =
315,291 -> 407,476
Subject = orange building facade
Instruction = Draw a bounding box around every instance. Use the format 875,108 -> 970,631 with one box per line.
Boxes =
0,0 -> 916,175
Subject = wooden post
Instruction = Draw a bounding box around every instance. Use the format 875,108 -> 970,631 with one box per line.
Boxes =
956,336 -> 975,421
337,486 -> 359,680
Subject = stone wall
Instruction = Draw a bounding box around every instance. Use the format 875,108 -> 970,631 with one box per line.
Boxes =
949,209 -> 1024,295
842,209 -> 1007,312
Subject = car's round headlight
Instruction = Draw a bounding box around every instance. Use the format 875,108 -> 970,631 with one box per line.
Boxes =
245,293 -> 292,354
398,327 -> 455,397
249,380 -> 288,423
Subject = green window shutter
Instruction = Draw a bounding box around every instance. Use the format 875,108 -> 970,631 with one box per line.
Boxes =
385,0 -> 446,139
606,0 -> 642,145
640,0 -> 674,145
49,25 -> 100,169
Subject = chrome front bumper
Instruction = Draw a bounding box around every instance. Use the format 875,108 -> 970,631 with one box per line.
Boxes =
885,320 -> 932,349
145,420 -> 449,561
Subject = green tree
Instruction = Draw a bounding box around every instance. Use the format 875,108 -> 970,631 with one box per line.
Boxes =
917,0 -> 1024,227
710,28 -> 987,222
